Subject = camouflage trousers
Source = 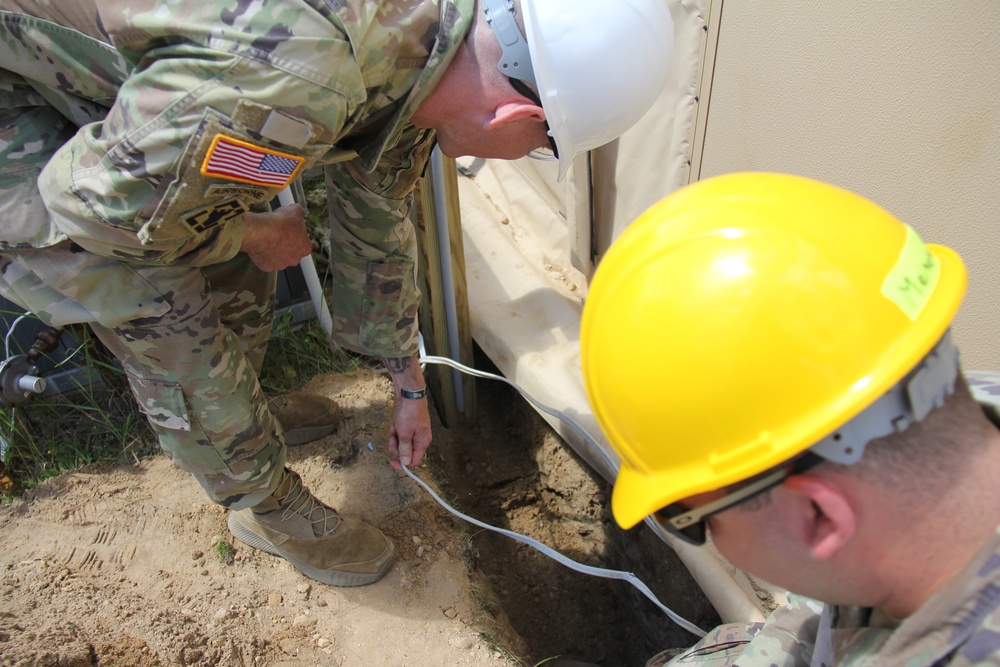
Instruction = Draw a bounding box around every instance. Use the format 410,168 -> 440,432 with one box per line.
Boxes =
0,244 -> 288,510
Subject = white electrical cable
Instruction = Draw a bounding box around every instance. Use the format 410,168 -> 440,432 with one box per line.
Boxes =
4,313 -> 30,358
0,313 -> 31,462
406,354 -> 708,638
418,354 -> 618,473
3,313 -> 81,370
400,462 -> 706,637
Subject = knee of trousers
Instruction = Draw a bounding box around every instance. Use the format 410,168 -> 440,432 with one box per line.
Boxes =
130,370 -> 284,479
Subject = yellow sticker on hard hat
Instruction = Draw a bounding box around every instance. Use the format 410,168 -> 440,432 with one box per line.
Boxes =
881,224 -> 940,321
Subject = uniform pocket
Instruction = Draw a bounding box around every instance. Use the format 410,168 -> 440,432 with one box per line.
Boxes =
127,375 -> 192,433
358,256 -> 418,354
125,374 -> 237,474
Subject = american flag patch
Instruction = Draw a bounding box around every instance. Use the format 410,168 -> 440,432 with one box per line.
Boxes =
200,135 -> 305,188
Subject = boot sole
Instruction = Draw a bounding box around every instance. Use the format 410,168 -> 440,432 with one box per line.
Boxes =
227,511 -> 395,587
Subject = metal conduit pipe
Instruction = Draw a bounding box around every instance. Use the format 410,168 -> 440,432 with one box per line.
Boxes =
429,148 -> 466,412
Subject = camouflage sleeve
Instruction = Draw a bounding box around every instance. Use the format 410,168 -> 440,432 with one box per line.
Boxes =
645,622 -> 765,667
33,3 -> 359,268
0,78 -> 77,250
0,11 -> 131,250
966,370 -> 1000,427
651,596 -> 823,667
323,124 -> 437,359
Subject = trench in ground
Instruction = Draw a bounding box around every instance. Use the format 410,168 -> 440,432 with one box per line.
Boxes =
428,349 -> 721,666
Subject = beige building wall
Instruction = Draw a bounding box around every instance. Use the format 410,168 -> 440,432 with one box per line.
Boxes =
695,1 -> 1000,370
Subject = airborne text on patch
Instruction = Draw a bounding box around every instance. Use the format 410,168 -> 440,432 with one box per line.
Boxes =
204,184 -> 271,203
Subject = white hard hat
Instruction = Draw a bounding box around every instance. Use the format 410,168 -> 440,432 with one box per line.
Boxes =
484,0 -> 675,180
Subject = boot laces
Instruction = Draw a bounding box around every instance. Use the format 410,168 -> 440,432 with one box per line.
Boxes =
275,473 -> 342,537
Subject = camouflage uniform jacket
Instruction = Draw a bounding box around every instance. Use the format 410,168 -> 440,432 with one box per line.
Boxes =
654,371 -> 1000,667
782,528 -> 1000,666
0,0 -> 474,357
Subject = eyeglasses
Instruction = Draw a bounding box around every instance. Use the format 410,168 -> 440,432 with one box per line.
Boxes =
654,452 -> 824,546
505,77 -> 559,161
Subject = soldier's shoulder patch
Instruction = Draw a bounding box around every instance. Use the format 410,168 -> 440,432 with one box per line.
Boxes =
200,135 -> 305,189
180,197 -> 248,234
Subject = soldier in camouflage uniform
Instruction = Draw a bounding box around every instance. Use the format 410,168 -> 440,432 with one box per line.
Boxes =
579,173 -> 1000,665
0,0 -> 674,587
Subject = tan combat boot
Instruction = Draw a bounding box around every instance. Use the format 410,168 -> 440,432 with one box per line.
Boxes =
268,391 -> 341,446
228,468 -> 395,586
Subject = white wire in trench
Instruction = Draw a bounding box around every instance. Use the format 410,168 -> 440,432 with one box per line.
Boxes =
402,354 -> 708,638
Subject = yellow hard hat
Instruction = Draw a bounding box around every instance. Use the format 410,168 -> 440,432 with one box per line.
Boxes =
580,173 -> 967,530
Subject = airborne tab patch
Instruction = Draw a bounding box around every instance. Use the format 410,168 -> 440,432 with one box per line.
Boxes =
200,135 -> 305,189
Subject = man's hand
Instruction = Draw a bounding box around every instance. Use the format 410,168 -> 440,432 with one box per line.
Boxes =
384,356 -> 432,468
241,205 -> 312,271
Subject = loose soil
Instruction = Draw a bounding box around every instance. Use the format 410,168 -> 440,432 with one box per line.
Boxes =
0,360 -> 717,667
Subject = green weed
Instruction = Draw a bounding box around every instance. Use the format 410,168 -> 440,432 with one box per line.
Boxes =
0,327 -> 157,498
214,537 -> 237,565
532,658 -> 563,667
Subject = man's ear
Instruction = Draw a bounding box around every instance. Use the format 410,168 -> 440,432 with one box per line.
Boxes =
488,100 -> 546,129
781,475 -> 857,561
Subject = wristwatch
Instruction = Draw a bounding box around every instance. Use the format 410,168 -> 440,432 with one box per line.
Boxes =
400,386 -> 427,400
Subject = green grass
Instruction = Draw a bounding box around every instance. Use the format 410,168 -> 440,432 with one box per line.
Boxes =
0,326 -> 157,498
258,309 -> 378,395
0,313 -> 371,501
214,537 -> 237,565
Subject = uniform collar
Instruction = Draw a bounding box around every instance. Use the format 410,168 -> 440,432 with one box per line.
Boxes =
355,0 -> 474,172
967,370 -> 1000,429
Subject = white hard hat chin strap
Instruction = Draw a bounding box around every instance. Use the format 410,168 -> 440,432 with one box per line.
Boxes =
810,330 -> 960,465
482,0 -> 538,89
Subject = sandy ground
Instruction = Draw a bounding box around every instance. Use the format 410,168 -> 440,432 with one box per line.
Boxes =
0,370 -> 524,667
0,366 -> 717,667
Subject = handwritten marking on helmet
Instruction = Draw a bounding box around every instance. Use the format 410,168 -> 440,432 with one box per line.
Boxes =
882,224 -> 940,320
